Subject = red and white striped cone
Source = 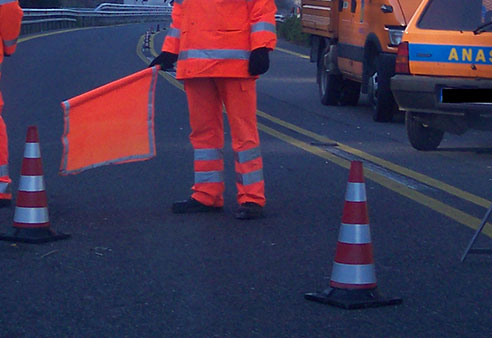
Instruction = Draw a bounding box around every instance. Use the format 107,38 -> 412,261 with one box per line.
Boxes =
305,161 -> 401,309
0,126 -> 70,243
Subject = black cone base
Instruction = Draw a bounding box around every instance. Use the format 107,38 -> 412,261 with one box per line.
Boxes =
304,287 -> 402,310
0,227 -> 71,244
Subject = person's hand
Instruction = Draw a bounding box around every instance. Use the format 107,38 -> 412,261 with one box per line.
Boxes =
248,47 -> 270,76
149,51 -> 178,70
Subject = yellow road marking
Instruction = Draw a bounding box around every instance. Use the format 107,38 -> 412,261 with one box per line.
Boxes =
142,31 -> 492,237
259,124 -> 492,237
275,47 -> 310,60
18,24 -> 128,43
19,27 -> 91,43
256,111 -> 492,209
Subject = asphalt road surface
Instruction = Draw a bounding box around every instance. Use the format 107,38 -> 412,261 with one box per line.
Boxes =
0,22 -> 491,337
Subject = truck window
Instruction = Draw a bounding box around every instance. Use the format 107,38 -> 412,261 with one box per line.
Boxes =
418,0 -> 485,31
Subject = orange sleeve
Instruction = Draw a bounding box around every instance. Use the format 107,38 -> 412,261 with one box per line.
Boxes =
162,0 -> 183,55
248,0 -> 277,51
0,1 -> 23,56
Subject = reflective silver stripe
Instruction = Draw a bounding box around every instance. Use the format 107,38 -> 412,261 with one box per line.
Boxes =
167,27 -> 181,38
237,169 -> 263,186
235,147 -> 261,164
14,207 -> 49,224
61,101 -> 70,173
0,164 -> 8,176
338,223 -> 371,244
345,182 -> 366,202
18,175 -> 45,192
195,171 -> 224,183
331,262 -> 377,285
0,0 -> 17,4
194,148 -> 223,161
147,66 -> 158,157
179,49 -> 250,61
4,38 -> 17,48
251,22 -> 276,34
24,142 -> 41,159
0,181 -> 9,193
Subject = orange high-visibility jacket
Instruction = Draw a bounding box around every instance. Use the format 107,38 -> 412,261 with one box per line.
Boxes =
0,0 -> 23,75
162,0 -> 277,79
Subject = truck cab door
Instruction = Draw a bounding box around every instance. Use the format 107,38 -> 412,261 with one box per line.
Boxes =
338,0 -> 359,77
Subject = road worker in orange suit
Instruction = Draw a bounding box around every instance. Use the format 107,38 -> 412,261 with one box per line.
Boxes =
150,0 -> 277,219
0,0 -> 23,207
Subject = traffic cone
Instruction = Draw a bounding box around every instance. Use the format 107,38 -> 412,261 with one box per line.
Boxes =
304,161 -> 401,309
144,31 -> 150,49
0,126 -> 70,243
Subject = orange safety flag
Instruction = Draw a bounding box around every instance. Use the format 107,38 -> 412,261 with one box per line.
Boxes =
60,66 -> 160,175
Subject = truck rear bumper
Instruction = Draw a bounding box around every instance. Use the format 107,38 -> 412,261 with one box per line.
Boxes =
391,75 -> 492,116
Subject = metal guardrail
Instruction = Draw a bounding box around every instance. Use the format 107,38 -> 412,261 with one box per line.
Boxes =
94,2 -> 173,11
21,3 -> 172,35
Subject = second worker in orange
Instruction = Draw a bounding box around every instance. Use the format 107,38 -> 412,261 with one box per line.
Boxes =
0,0 -> 23,207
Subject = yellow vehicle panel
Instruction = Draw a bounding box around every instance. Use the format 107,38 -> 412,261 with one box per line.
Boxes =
404,0 -> 492,78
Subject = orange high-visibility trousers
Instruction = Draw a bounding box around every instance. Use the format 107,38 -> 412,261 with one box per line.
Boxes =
184,77 -> 265,208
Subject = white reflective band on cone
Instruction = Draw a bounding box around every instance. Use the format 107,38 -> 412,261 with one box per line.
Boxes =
331,262 -> 377,285
18,175 -> 45,192
338,223 -> 372,244
345,182 -> 366,202
14,207 -> 49,223
24,143 -> 41,159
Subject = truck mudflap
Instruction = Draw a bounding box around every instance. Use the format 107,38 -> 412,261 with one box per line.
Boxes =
363,52 -> 396,93
367,52 -> 398,122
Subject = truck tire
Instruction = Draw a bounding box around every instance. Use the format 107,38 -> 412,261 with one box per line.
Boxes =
317,47 -> 341,105
340,79 -> 361,106
406,112 -> 444,151
368,55 -> 398,122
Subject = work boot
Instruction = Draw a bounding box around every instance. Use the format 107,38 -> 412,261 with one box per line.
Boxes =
172,197 -> 222,214
235,202 -> 263,220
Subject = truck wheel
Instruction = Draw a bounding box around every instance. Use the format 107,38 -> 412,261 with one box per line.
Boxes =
317,48 -> 341,105
368,55 -> 398,122
340,79 -> 361,106
406,112 -> 444,151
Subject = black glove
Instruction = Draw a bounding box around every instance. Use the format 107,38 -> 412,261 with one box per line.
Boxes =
248,47 -> 270,76
149,51 -> 178,70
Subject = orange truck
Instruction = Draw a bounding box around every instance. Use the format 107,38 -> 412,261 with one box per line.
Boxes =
391,0 -> 492,150
301,0 -> 422,121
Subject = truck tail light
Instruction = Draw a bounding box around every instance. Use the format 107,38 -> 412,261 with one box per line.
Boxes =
395,42 -> 410,74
